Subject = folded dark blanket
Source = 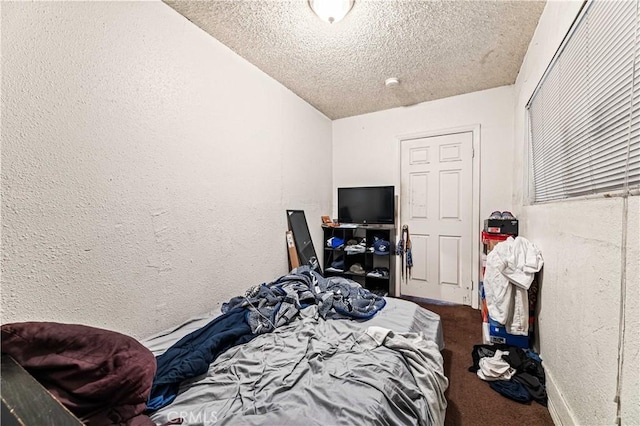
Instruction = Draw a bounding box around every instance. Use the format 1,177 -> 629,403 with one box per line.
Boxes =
1,322 -> 156,425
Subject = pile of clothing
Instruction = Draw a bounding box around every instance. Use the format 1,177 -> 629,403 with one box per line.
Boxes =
483,236 -> 543,336
468,344 -> 547,405
148,266 -> 386,411
223,265 -> 386,333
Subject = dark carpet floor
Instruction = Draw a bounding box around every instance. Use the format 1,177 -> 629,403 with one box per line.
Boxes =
412,299 -> 554,426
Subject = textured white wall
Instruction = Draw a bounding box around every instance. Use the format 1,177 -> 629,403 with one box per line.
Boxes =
332,85 -> 515,221
1,1 -> 332,339
513,1 -> 639,424
621,196 -> 639,423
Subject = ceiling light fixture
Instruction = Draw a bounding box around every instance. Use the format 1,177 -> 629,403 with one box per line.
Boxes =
385,77 -> 400,88
309,0 -> 355,24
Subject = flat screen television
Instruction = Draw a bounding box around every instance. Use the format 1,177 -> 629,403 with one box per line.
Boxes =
337,186 -> 395,225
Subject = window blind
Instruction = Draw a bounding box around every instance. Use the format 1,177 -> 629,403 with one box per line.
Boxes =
528,0 -> 640,203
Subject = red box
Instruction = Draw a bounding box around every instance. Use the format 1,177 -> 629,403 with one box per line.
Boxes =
482,231 -> 511,244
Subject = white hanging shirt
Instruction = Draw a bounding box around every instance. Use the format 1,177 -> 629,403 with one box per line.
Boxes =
483,236 -> 544,336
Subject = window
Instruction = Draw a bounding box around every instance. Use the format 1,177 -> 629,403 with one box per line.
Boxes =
527,0 -> 639,203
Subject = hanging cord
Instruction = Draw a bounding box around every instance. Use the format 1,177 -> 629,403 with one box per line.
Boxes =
615,196 -> 629,426
614,3 -> 638,424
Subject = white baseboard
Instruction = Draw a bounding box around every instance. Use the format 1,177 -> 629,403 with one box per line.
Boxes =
548,396 -> 564,426
546,367 -> 578,426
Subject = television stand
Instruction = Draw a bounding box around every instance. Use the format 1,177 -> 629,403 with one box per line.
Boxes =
322,224 -> 396,297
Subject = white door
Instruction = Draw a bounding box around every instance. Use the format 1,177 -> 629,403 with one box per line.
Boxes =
400,131 -> 473,304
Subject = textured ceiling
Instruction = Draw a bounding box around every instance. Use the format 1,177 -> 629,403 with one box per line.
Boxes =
164,0 -> 546,120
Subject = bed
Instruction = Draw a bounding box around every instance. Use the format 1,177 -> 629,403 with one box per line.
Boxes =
1,269 -> 448,426
142,295 -> 447,426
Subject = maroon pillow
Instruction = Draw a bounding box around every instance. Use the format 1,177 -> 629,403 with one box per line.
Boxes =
1,322 -> 156,426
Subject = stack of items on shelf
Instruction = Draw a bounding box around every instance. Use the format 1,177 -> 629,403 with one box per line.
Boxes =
326,237 -> 369,272
480,210 -> 519,275
344,238 -> 366,255
325,237 -> 346,272
347,238 -> 367,277
321,223 -> 395,297
480,211 -> 543,348
367,267 -> 389,278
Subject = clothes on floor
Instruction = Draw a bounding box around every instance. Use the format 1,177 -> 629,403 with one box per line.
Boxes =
468,343 -> 510,373
477,349 -> 516,381
525,348 -> 542,363
513,373 -> 547,406
469,344 -> 547,406
489,380 -> 532,404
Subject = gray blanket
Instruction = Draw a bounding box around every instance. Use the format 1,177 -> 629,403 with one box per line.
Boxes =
144,299 -> 446,426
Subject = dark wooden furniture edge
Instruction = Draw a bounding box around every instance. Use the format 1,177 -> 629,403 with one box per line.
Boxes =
1,354 -> 84,425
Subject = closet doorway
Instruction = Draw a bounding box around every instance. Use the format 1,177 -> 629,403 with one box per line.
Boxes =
399,126 -> 480,306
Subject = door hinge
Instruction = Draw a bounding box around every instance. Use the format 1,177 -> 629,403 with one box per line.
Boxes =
472,147 -> 475,158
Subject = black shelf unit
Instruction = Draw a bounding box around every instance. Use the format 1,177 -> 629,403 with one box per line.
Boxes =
322,224 -> 396,297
